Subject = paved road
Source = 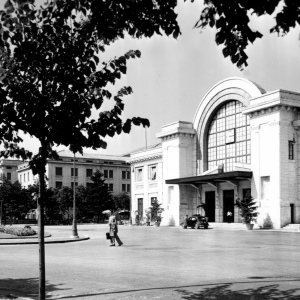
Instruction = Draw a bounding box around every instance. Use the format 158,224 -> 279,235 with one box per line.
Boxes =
1,225 -> 300,299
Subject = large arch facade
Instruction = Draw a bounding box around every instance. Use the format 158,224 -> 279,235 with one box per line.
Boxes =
193,77 -> 266,174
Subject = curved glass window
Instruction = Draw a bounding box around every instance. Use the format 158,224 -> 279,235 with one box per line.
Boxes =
207,101 -> 250,172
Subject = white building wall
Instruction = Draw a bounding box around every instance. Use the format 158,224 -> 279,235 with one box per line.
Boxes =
157,121 -> 196,226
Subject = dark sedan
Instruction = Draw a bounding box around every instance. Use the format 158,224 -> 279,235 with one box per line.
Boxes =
186,214 -> 209,229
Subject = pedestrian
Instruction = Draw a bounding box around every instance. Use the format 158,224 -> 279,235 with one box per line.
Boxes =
227,211 -> 233,223
183,214 -> 188,229
108,212 -> 123,247
146,213 -> 150,226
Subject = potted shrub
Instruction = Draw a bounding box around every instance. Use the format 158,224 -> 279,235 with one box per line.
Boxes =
235,192 -> 259,230
148,199 -> 164,227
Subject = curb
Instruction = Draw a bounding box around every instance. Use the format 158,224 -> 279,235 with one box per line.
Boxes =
0,235 -> 90,245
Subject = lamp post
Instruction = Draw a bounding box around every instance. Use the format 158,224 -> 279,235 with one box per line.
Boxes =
70,152 -> 79,238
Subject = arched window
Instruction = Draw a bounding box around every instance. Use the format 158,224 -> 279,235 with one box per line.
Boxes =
207,101 -> 250,172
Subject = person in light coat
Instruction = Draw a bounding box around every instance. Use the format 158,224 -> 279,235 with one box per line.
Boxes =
108,212 -> 123,247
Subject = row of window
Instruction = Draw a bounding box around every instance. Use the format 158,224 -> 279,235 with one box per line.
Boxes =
19,172 -> 31,183
55,167 -> 130,180
55,181 -> 130,192
135,165 -> 157,182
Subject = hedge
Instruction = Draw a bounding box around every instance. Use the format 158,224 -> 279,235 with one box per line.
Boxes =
0,225 -> 36,236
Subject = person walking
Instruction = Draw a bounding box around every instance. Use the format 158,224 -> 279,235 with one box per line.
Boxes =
108,212 -> 123,247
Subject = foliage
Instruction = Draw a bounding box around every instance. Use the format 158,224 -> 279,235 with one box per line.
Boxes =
0,225 -> 36,236
260,213 -> 274,229
112,192 -> 130,211
235,192 -> 259,224
86,169 -> 113,222
0,178 -> 35,222
148,199 -> 164,223
52,186 -> 74,224
194,0 -> 300,69
0,0 -> 180,165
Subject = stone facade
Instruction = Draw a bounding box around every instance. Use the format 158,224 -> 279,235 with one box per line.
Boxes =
17,150 -> 131,195
129,77 -> 300,228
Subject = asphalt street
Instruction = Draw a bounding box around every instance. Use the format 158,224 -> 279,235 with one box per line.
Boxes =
1,224 -> 300,299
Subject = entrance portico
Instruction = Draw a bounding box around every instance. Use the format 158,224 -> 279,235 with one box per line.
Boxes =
166,170 -> 252,223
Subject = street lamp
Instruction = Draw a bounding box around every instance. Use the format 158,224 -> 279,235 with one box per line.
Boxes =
70,152 -> 79,238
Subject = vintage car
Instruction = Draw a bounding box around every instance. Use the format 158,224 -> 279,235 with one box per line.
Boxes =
186,214 -> 209,229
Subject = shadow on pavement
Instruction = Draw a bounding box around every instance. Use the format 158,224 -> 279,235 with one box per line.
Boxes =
54,279 -> 300,299
175,282 -> 300,300
0,277 -> 69,299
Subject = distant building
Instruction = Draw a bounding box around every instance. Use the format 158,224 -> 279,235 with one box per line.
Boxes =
129,77 -> 300,229
17,150 -> 131,194
0,159 -> 23,182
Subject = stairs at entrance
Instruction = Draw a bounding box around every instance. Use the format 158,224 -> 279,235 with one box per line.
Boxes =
282,224 -> 300,231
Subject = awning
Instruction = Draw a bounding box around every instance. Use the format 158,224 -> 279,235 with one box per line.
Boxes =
165,171 -> 252,186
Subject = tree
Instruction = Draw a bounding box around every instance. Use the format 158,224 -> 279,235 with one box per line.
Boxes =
148,199 -> 164,223
0,178 -> 34,224
112,192 -> 130,211
86,170 -> 113,222
0,1 -> 180,298
235,192 -> 259,224
194,0 -> 300,69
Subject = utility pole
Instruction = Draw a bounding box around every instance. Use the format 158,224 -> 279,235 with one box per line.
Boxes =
71,152 -> 79,238
0,199 -> 3,225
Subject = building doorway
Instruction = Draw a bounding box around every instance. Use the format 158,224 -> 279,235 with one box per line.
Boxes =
290,204 -> 295,224
138,198 -> 143,217
205,191 -> 215,222
223,190 -> 234,223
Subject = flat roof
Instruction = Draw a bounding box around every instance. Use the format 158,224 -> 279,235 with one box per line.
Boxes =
165,171 -> 252,185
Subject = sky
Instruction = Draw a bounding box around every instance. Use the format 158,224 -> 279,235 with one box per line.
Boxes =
2,0 -> 300,157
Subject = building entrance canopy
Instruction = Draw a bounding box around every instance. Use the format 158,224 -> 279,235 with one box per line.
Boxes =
165,171 -> 252,186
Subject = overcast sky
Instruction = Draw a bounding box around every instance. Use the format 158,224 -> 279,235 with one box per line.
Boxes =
3,0 -> 300,157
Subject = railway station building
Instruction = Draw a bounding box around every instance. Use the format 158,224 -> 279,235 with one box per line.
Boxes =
129,77 -> 300,229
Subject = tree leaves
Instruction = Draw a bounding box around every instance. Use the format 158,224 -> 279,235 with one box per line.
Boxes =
194,0 -> 296,69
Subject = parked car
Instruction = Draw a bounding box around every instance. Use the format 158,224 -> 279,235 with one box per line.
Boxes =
186,214 -> 209,229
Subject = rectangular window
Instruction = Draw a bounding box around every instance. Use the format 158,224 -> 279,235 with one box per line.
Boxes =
71,168 -> 78,176
19,175 -> 22,183
149,165 -> 157,180
55,181 -> 63,189
136,168 -> 143,182
151,197 -> 157,205
122,184 -> 126,192
6,166 -> 12,169
86,169 -> 93,177
127,184 -> 130,192
7,172 -> 11,180
104,170 -> 108,178
289,141 -> 294,160
71,182 -> 78,189
56,167 -> 63,176
109,183 -> 113,191
109,170 -> 113,178
122,170 -> 130,179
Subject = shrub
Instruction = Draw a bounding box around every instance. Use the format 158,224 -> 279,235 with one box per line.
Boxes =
0,225 -> 36,236
148,199 -> 164,223
235,192 -> 259,224
259,214 -> 274,229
